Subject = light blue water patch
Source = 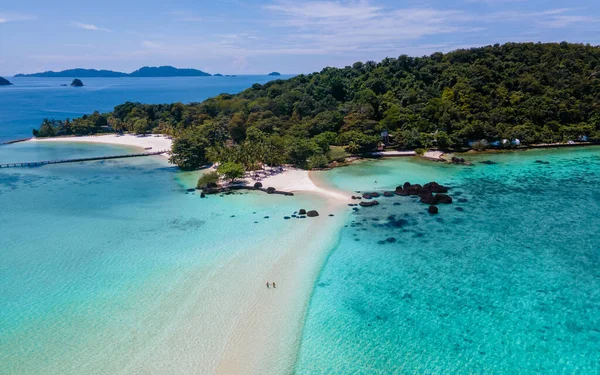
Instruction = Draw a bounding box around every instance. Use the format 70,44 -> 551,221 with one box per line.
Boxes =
0,141 -> 139,164
0,75 -> 293,142
295,147 -> 600,374
0,142 -> 322,373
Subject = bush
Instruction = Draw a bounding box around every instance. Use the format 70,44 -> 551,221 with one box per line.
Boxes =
217,162 -> 245,182
415,148 -> 427,155
327,147 -> 349,162
307,154 -> 329,169
197,171 -> 219,189
471,139 -> 489,151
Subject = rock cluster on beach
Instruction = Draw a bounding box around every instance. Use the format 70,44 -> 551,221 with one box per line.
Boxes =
196,182 -> 294,197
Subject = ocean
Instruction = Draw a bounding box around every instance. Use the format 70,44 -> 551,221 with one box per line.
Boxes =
1,76 -> 599,374
296,147 -> 600,374
0,75 -> 292,142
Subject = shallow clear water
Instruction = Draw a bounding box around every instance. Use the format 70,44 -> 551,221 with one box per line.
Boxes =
0,142 -> 324,373
296,147 -> 600,374
0,76 -> 292,142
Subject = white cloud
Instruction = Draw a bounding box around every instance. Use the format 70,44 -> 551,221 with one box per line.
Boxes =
72,21 -> 111,32
0,13 -> 36,23
142,41 -> 161,48
261,1 -> 475,56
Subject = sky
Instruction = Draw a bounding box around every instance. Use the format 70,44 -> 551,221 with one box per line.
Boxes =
1,0 -> 599,75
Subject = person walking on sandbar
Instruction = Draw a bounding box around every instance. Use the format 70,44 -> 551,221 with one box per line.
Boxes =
272,282 -> 276,288
266,281 -> 270,288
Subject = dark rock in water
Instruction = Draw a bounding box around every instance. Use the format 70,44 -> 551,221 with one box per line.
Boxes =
307,210 -> 319,217
395,189 -> 409,196
403,182 -> 411,190
428,205 -> 439,214
458,198 -> 468,203
388,218 -> 409,228
406,184 -> 422,195
455,207 -> 465,212
186,188 -> 195,192
352,207 -> 359,211
383,191 -> 395,197
0,77 -> 13,86
284,216 -> 291,220
254,182 -> 263,188
386,237 -> 397,243
359,200 -> 379,207
254,221 -> 259,224
230,215 -> 235,217
370,192 -> 380,198
200,192 -> 206,198
435,194 -> 453,204
377,240 -> 386,245
480,160 -> 497,165
329,214 -> 335,217
299,209 -> 307,215
362,193 -> 373,200
535,160 -> 550,165
70,79 -> 84,87
266,187 -> 276,194
420,193 -> 436,205
264,216 -> 270,219
423,181 -> 448,193
393,202 -> 401,206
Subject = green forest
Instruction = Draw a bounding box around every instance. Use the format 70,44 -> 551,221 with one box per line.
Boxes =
34,42 -> 600,170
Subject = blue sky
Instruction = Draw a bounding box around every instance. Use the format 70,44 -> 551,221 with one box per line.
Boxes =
1,0 -> 599,75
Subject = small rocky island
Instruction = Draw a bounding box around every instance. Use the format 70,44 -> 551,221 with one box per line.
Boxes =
268,72 -> 281,76
0,77 -> 13,86
70,79 -> 84,87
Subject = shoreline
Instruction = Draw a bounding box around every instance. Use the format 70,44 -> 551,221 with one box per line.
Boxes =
28,134 -> 173,159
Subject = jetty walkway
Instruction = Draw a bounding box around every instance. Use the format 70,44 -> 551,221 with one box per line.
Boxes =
0,150 -> 168,168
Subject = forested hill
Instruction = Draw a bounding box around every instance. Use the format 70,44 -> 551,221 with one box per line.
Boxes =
16,66 -> 210,77
34,42 -> 600,170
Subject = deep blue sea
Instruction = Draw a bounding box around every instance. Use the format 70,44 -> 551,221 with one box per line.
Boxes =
0,75 -> 292,142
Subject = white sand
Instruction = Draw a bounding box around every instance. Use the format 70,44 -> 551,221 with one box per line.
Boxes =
245,168 -> 351,202
423,150 -> 446,161
29,134 -> 173,157
28,135 -> 355,374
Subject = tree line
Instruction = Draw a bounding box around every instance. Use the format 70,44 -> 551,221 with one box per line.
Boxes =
34,42 -> 600,170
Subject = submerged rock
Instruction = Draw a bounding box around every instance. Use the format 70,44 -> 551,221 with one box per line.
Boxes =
383,191 -> 395,197
307,210 -> 319,217
435,194 -> 453,204
428,205 -> 439,214
254,182 -> 263,188
266,187 -> 276,194
299,209 -> 307,215
359,200 -> 379,207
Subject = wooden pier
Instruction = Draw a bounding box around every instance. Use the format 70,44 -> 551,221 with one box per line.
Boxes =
0,150 -> 168,169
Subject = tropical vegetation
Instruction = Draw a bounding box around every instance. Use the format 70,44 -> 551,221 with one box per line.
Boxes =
33,42 -> 600,170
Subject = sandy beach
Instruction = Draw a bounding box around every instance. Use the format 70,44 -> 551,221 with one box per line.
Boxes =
29,134 -> 173,157
26,133 -> 354,375
244,168 -> 351,202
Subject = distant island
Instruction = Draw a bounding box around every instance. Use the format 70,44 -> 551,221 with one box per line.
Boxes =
268,72 -> 281,76
15,66 -> 211,78
0,77 -> 13,85
71,79 -> 84,87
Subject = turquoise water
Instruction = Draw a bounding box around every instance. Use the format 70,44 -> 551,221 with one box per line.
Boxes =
296,147 -> 600,374
0,75 -> 292,142
0,142 -> 326,373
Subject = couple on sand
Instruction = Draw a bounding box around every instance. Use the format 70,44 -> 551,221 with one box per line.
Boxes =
266,281 -> 276,288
